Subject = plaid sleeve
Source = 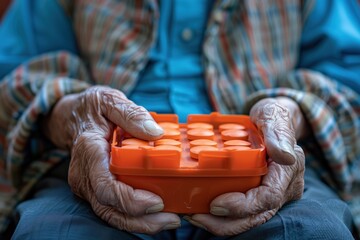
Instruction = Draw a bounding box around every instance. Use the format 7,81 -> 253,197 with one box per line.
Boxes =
244,69 -> 360,196
0,51 -> 91,233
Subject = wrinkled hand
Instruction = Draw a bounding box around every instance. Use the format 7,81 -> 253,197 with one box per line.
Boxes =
185,97 -> 305,236
43,86 -> 181,234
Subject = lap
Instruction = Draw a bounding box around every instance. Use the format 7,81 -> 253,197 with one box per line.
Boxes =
11,168 -> 354,240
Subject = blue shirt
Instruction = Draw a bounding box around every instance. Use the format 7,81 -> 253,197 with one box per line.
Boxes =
1,0 -> 359,101
297,0 -> 360,93
128,0 -> 214,123
0,0 -> 78,78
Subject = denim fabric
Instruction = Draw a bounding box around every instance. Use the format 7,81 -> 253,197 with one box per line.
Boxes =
11,165 -> 354,240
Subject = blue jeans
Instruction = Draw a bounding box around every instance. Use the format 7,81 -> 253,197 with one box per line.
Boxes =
11,166 -> 354,240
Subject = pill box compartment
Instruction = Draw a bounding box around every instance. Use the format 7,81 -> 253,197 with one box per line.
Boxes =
110,112 -> 267,213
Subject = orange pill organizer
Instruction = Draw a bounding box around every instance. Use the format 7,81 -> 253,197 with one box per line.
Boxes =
110,112 -> 267,214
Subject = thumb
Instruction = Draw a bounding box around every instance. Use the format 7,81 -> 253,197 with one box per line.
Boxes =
251,99 -> 297,165
98,87 -> 163,140
262,117 -> 297,165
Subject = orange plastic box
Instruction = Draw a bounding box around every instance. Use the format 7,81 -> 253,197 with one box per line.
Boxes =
110,112 -> 267,214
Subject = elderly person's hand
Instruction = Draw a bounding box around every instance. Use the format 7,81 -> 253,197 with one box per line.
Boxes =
42,86 -> 181,234
185,97 -> 306,236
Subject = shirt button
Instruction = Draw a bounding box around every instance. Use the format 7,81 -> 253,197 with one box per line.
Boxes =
181,28 -> 193,42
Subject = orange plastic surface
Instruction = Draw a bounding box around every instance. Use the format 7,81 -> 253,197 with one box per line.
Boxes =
219,123 -> 245,132
154,139 -> 182,147
224,139 -> 252,147
110,112 -> 267,214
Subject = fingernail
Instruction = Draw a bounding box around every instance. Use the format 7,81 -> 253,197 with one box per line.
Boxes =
183,216 -> 207,230
279,140 -> 297,161
143,120 -> 163,136
146,203 -> 164,214
162,222 -> 181,231
210,206 -> 230,216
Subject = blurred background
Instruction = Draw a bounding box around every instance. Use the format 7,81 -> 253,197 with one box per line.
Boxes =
0,0 -> 11,20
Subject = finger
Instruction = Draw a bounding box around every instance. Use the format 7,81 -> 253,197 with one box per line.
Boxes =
75,130 -> 165,217
285,145 -> 305,200
187,209 -> 277,236
209,161 -> 289,218
262,121 -> 296,165
96,87 -> 163,140
92,196 -> 181,234
210,145 -> 305,218
251,101 -> 296,165
92,160 -> 165,217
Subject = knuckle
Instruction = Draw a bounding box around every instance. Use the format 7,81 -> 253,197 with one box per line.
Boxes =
123,104 -> 149,122
263,209 -> 277,222
101,183 -> 143,217
95,205 -> 114,222
259,102 -> 290,122
250,210 -> 276,227
94,206 -> 129,232
93,204 -> 124,228
85,86 -> 127,114
83,86 -> 103,100
112,100 -> 150,126
111,218 -> 129,232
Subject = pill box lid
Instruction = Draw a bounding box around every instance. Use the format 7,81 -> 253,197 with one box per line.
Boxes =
110,112 -> 267,178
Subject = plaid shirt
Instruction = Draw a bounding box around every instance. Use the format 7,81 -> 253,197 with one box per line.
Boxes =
1,0 -> 360,235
